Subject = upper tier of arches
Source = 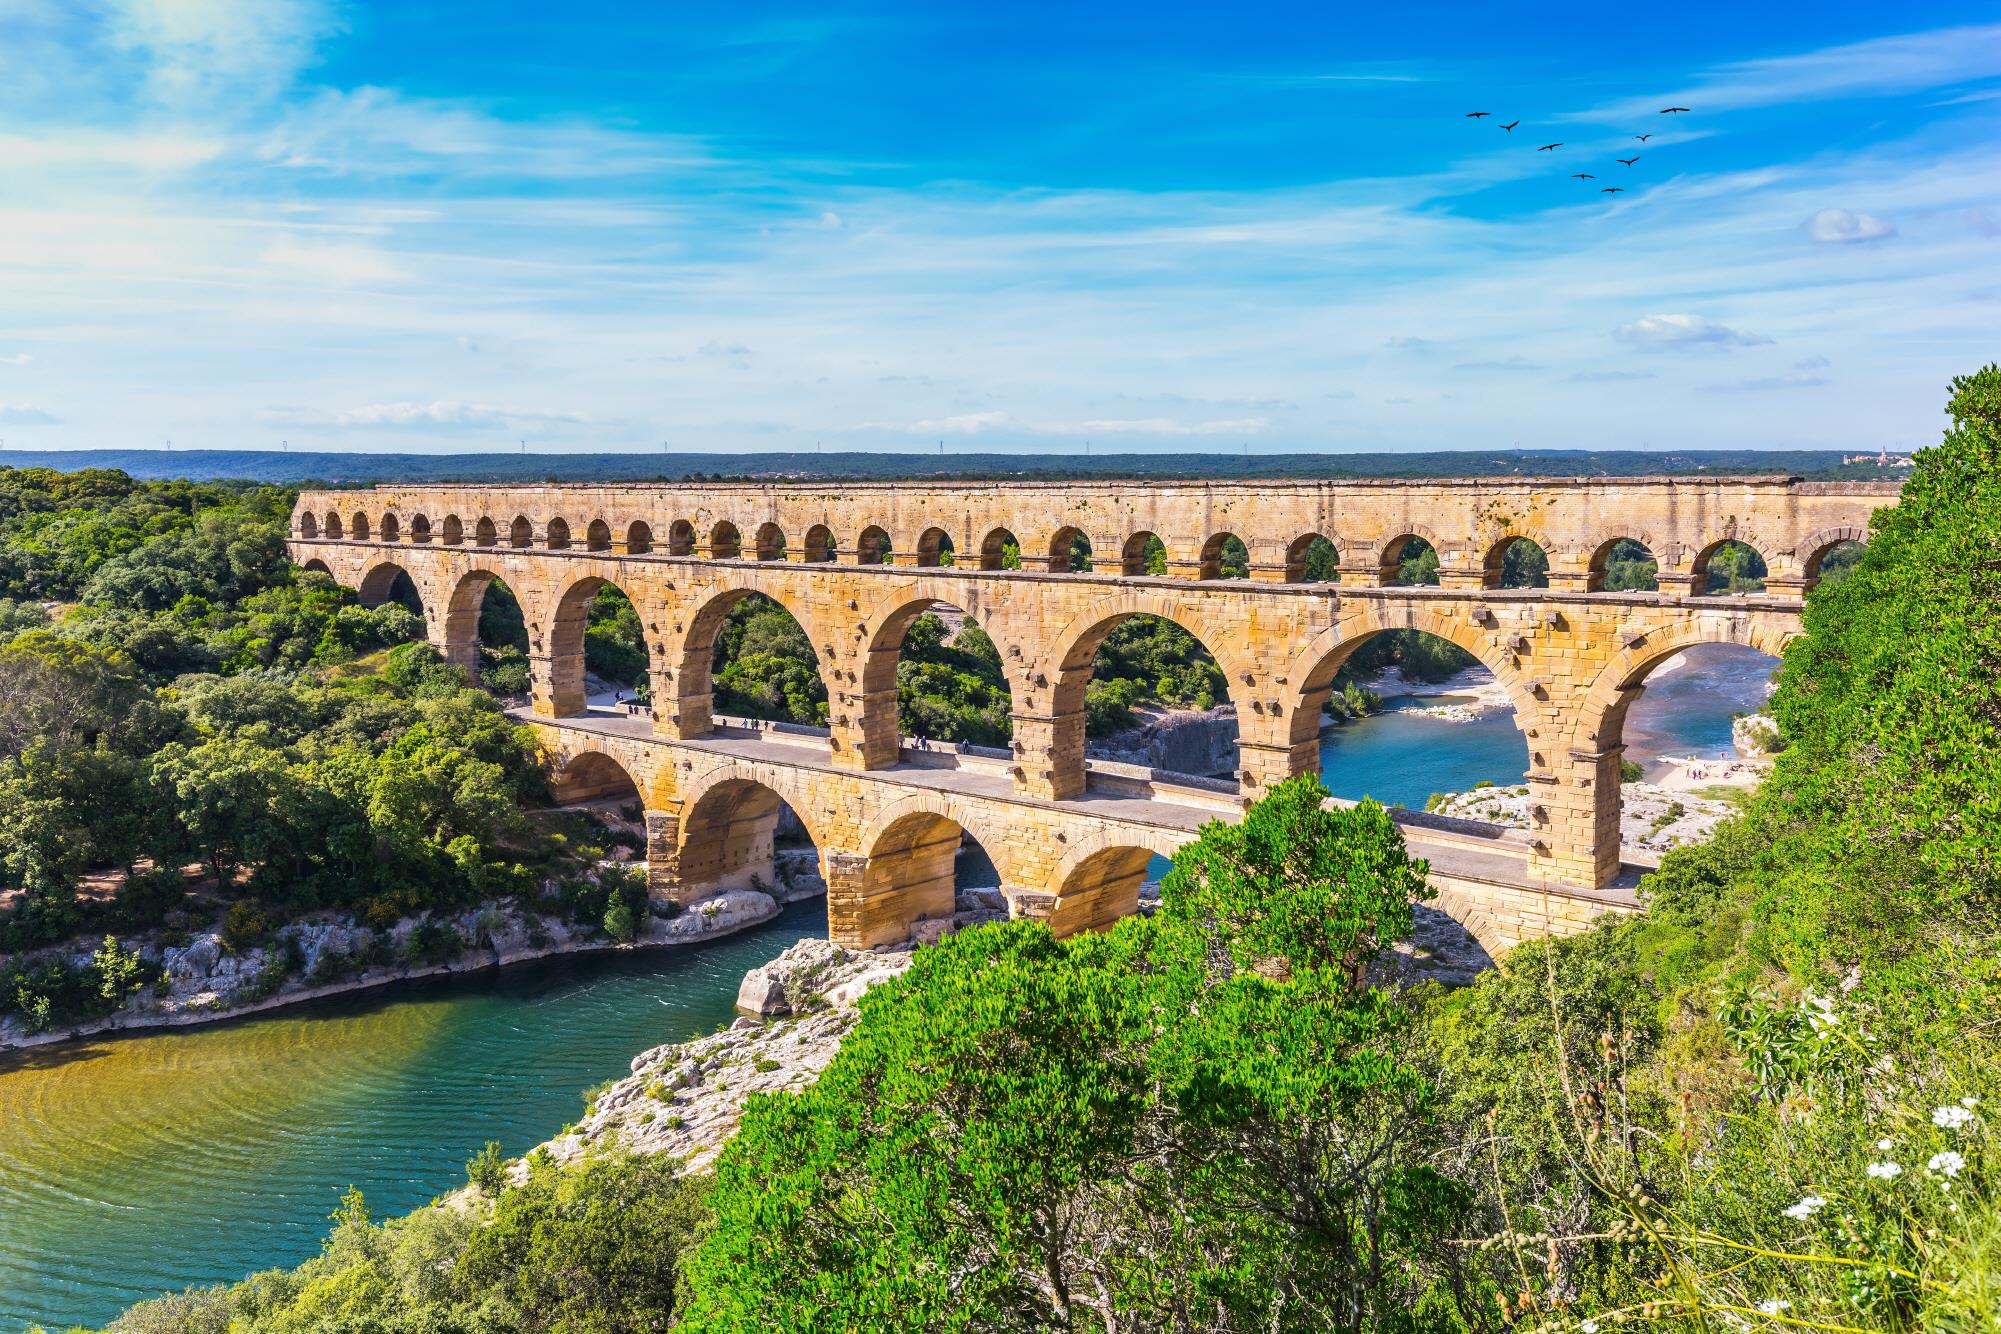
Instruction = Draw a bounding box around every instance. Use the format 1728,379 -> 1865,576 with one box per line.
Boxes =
296,490 -> 1888,595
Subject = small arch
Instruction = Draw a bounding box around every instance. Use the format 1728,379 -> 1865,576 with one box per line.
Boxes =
1198,532 -> 1249,580
300,557 -> 333,576
475,516 -> 499,547
802,524 -> 836,562
324,511 -> 344,540
509,515 -> 533,548
855,525 -> 891,566
351,512 -> 372,542
1049,526 -> 1091,573
1484,536 -> 1549,589
979,528 -> 1021,570
550,749 -> 643,806
1381,534 -> 1439,586
1587,537 -> 1657,592
709,521 -> 743,560
585,519 -> 612,552
1121,531 -> 1167,576
380,513 -> 400,543
625,521 -> 653,555
1694,539 -> 1767,596
441,514 -> 464,546
1801,528 -> 1868,588
409,514 -> 432,544
668,520 -> 696,556
546,517 -> 572,550
1286,534 -> 1339,583
755,522 -> 788,562
915,527 -> 954,567
299,512 -> 319,539
357,561 -> 423,616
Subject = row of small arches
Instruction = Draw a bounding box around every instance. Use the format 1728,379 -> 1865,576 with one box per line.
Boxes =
298,509 -> 1857,593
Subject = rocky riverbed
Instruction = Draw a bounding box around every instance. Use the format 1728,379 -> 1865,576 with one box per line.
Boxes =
1430,780 -> 1742,853
0,853 -> 831,1054
529,879 -> 1501,1179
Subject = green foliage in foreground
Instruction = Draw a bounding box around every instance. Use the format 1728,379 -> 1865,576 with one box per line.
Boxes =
107,1155 -> 709,1334
683,779 -> 1478,1332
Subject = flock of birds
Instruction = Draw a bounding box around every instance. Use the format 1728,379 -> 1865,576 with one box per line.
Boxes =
1463,105 -> 1691,196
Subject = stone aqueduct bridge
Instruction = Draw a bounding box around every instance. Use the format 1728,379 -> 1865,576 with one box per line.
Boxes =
289,476 -> 1897,956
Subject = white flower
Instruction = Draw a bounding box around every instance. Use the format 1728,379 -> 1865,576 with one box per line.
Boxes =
1783,1194 -> 1826,1219
1928,1150 -> 1966,1178
1876,1137 -> 1894,1151
1963,1096 -> 1980,1108
1582,1322 -> 1600,1334
1867,1161 -> 1903,1180
1757,1299 -> 1791,1316
1933,1104 -> 1976,1130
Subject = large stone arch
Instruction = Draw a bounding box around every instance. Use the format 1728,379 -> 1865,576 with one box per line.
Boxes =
1572,613 -> 1799,752
1037,828 -> 1186,938
548,747 -> 646,805
1278,604 -> 1542,776
1583,531 -> 1661,592
540,569 -> 648,718
852,586 -> 1031,760
1372,526 -> 1442,585
1029,592 -> 1257,796
300,556 -> 332,576
835,790 -> 1009,948
441,565 -> 512,675
665,767 -> 825,904
357,560 -> 422,614
661,580 -> 824,739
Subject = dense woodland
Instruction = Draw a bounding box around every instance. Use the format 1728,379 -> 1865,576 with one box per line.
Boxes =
83,367 -> 2001,1332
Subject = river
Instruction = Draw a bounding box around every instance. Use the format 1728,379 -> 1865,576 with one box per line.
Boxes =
0,900 -> 827,1330
0,645 -> 1777,1330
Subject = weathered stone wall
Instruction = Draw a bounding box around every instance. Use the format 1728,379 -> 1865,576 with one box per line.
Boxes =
287,474 -> 1898,953
292,475 -> 1893,592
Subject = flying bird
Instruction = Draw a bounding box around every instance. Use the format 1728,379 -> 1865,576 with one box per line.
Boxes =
1499,119 -> 1520,131
1617,156 -> 1640,166
1660,106 -> 1690,114
1601,187 -> 1624,194
1635,133 -> 1652,141
1465,111 -> 1491,118
1538,142 -> 1562,151
1571,173 -> 1595,180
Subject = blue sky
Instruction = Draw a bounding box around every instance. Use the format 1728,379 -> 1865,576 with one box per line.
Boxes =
1,1 -> 1998,456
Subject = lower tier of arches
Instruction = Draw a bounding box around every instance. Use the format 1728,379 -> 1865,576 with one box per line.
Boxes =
534,717 -> 1643,962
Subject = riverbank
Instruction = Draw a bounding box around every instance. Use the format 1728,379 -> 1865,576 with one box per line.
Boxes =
1431,779 -> 1745,853
0,851 -> 828,1055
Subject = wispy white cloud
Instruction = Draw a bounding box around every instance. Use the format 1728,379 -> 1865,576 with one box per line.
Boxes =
1703,371 -> 1830,393
1586,22 -> 2001,119
1613,314 -> 1772,350
1805,207 -> 1897,243
0,355 -> 32,367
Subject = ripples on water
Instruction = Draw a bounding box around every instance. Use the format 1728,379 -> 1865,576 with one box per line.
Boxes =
0,900 -> 826,1330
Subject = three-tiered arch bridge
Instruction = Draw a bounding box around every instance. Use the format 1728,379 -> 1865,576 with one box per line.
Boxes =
290,476 -> 1895,958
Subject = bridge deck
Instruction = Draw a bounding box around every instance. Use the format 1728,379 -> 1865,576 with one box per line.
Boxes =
526,705 -> 1648,910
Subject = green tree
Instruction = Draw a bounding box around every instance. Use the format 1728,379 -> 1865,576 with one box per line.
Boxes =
150,736 -> 291,888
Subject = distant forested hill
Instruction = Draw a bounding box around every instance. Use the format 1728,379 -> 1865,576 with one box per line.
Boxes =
0,446 -> 1907,485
